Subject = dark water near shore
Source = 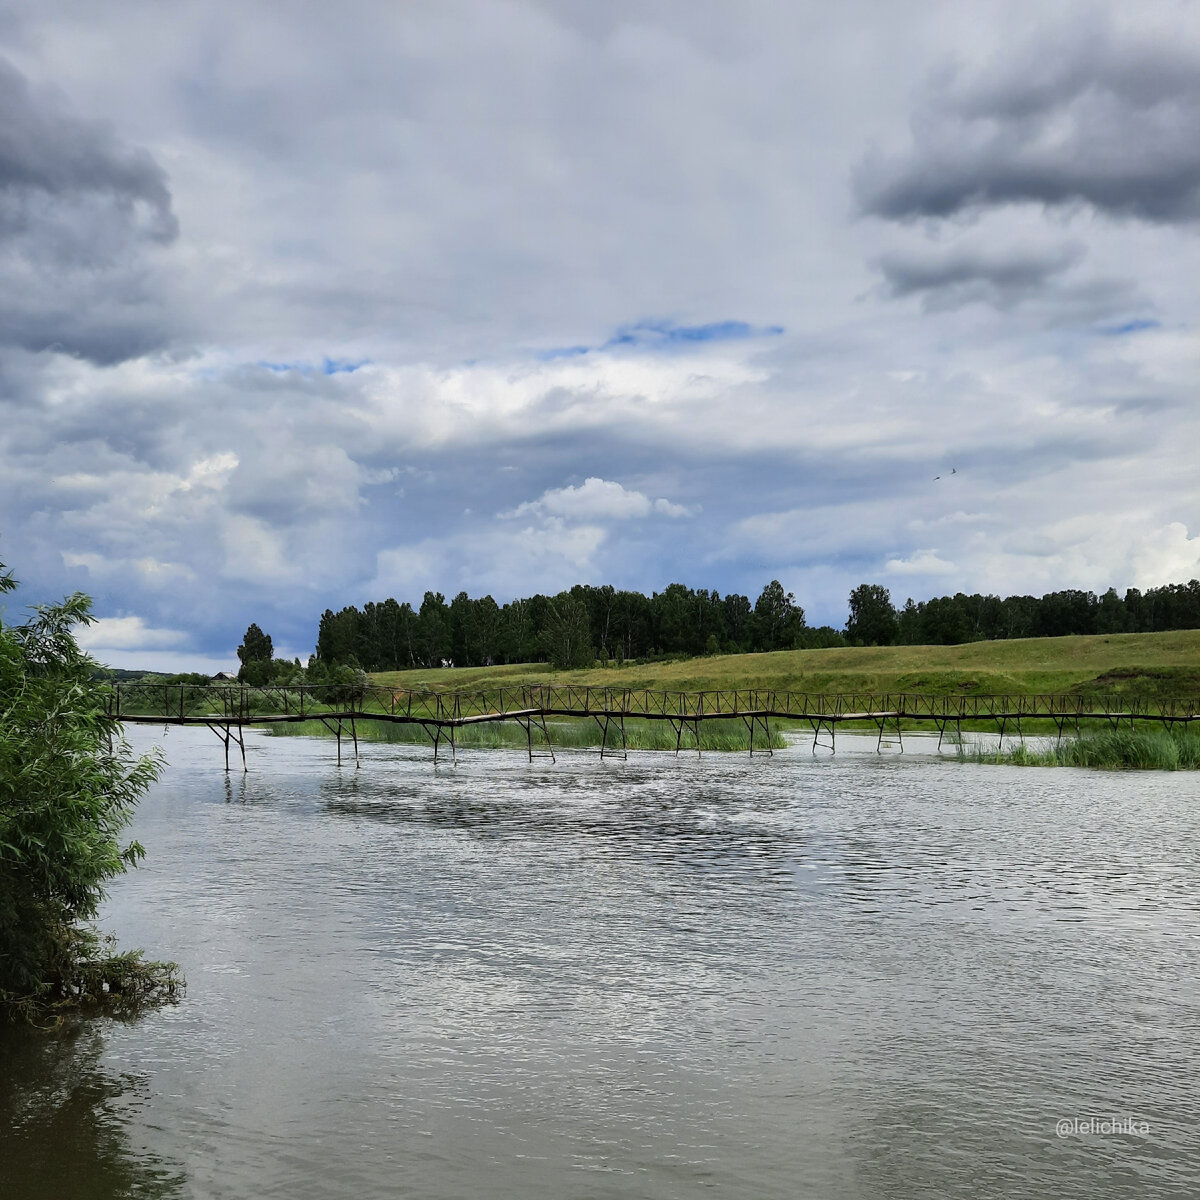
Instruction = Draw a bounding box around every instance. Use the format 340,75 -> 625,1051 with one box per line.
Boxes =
3,728 -> 1200,1199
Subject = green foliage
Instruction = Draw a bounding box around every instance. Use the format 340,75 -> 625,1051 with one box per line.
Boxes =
959,726 -> 1200,771
543,596 -> 593,669
753,580 -> 806,650
0,563 -> 177,1020
894,579 -> 1200,646
236,622 -> 273,666
236,622 -> 274,682
847,584 -> 898,646
303,658 -> 369,705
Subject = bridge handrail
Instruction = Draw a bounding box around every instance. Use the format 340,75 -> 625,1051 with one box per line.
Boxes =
103,681 -> 1200,724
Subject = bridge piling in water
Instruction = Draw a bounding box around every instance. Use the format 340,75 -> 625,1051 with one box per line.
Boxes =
205,721 -> 246,772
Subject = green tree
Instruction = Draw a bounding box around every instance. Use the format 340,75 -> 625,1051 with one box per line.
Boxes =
543,595 -> 593,669
236,622 -> 273,675
753,580 -> 806,651
846,583 -> 898,646
0,562 -> 178,1020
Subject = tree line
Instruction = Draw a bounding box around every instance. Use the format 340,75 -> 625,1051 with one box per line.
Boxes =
310,581 -> 841,672
849,579 -> 1200,646
226,574 -> 1200,680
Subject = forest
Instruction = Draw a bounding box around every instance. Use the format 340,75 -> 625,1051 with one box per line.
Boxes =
293,576 -> 1200,675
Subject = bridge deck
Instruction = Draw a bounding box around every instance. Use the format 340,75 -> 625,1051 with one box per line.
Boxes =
106,681 -> 1200,728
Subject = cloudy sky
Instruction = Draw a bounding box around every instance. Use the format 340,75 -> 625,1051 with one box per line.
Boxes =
2,0 -> 1199,670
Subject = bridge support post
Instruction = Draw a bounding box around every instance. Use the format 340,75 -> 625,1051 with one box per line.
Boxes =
534,714 -> 555,762
205,722 -> 247,772
741,714 -> 773,756
876,715 -> 903,753
936,717 -> 963,752
318,717 -> 344,766
417,722 -> 443,764
670,717 -> 701,758
518,716 -> 555,763
808,717 -> 835,755
594,714 -> 627,761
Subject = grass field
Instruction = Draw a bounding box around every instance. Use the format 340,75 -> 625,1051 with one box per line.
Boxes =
369,629 -> 1200,703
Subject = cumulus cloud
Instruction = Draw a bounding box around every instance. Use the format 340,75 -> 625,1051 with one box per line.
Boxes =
372,519 -> 609,600
884,549 -> 956,576
855,24 -> 1200,224
505,477 -> 693,521
75,615 -> 185,651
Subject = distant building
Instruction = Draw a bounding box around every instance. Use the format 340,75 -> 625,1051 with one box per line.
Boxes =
213,671 -> 235,681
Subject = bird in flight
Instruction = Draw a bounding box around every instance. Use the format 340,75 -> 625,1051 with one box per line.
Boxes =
933,467 -> 958,481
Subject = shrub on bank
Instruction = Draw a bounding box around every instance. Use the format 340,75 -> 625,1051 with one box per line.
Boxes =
0,562 -> 180,1023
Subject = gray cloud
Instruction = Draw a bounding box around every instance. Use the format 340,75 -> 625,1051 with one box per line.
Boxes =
856,26 -> 1200,224
876,241 -> 1084,306
0,58 -> 174,232
872,236 -> 1147,323
0,55 -> 178,362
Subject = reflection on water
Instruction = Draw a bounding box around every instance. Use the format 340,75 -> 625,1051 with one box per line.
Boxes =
0,1024 -> 184,1199
3,727 -> 1199,1199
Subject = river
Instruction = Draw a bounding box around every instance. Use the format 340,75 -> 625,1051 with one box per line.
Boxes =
3,726 -> 1199,1198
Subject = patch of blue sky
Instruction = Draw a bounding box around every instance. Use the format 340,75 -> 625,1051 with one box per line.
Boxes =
322,356 -> 369,374
536,318 -> 784,360
256,356 -> 370,374
1095,318 -> 1161,336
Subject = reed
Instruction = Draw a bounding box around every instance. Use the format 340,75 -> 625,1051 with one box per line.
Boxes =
956,725 -> 1200,770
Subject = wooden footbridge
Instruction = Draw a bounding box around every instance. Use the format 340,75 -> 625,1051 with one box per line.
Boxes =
104,682 -> 1200,770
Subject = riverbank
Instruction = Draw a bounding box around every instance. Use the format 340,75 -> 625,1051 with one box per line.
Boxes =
369,629 -> 1200,705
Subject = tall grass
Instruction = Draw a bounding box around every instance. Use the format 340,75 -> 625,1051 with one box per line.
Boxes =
957,725 -> 1200,770
265,716 -> 787,753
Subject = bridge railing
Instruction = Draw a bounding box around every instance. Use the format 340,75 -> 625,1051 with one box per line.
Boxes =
104,682 -> 1200,724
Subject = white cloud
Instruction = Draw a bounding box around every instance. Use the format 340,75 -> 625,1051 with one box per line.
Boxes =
1129,522 -> 1200,588
505,477 -> 692,522
75,615 -> 186,651
373,518 -> 609,599
220,514 -> 295,584
179,452 -> 238,491
884,549 -> 957,576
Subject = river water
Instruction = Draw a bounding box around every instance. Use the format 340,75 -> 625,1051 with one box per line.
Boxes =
3,727 -> 1199,1199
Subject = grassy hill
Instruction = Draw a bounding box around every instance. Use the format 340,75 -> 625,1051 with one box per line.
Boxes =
371,629 -> 1200,703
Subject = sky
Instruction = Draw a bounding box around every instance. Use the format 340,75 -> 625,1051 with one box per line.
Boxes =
1,0 -> 1199,671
